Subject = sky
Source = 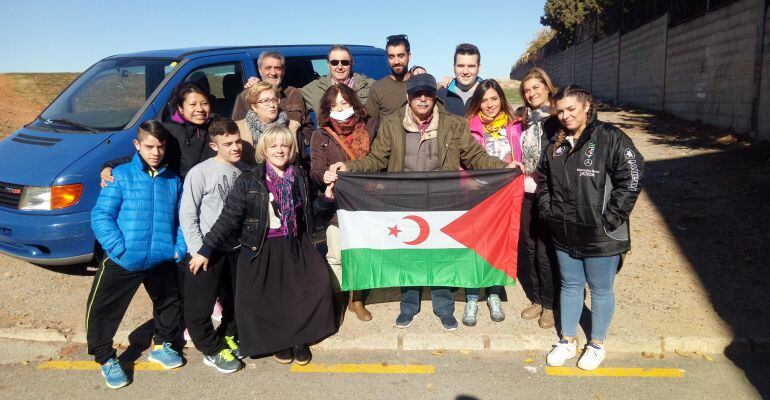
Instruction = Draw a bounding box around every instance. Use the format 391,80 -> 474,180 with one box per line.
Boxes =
0,0 -> 547,79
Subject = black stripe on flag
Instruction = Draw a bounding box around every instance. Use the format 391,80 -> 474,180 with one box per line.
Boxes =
335,169 -> 520,212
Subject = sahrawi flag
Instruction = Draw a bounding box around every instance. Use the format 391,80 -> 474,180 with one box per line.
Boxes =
335,169 -> 524,291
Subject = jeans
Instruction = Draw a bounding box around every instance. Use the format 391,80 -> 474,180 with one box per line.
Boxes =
556,250 -> 619,341
466,286 -> 504,302
400,287 -> 454,319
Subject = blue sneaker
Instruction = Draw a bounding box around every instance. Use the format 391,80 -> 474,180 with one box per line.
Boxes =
100,358 -> 129,389
440,315 -> 459,331
395,313 -> 414,328
148,342 -> 184,369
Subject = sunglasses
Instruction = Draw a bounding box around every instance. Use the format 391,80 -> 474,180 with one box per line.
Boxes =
328,59 -> 351,67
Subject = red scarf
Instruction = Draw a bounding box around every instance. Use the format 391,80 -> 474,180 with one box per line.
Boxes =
328,117 -> 370,160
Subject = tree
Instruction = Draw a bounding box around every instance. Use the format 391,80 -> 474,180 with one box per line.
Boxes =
541,0 -> 602,47
515,28 -> 556,67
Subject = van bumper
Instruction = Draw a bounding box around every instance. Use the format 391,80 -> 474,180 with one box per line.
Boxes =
0,208 -> 95,266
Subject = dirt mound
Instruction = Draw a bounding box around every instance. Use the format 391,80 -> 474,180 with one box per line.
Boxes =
0,73 -> 78,138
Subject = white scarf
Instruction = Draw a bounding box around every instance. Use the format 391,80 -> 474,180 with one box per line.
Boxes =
522,105 -> 551,173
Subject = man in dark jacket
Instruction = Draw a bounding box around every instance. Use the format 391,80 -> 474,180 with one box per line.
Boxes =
437,43 -> 482,116
328,74 -> 521,332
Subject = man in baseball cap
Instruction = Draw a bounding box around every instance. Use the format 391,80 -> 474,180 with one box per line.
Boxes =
327,72 -> 523,331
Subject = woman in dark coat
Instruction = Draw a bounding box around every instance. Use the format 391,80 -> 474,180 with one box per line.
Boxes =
189,125 -> 336,366
539,85 -> 644,371
309,84 -> 377,323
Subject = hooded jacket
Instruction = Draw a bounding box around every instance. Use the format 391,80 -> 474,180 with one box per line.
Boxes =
536,115 -> 644,258
163,112 -> 216,179
91,153 -> 186,271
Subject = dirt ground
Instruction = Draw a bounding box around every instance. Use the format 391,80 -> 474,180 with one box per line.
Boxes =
0,76 -> 769,344
0,73 -> 77,138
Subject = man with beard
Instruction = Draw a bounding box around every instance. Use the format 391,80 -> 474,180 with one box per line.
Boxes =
437,43 -> 483,116
365,34 -> 412,122
232,51 -> 308,125
301,45 -> 374,116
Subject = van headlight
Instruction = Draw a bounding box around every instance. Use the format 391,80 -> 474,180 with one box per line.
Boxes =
19,184 -> 83,210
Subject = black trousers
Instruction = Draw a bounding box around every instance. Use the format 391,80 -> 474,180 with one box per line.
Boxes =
518,194 -> 560,310
86,258 -> 181,364
184,250 -> 238,356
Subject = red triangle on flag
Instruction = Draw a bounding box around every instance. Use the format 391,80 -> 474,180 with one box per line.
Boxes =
440,175 -> 524,280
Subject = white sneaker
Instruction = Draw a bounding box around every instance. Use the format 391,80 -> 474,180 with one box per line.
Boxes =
577,343 -> 606,371
546,340 -> 577,366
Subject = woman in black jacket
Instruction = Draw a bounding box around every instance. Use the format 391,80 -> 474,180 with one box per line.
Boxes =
188,125 -> 336,366
163,82 -> 216,180
538,85 -> 644,371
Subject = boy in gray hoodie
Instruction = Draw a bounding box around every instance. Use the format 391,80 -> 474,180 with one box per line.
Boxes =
179,117 -> 246,373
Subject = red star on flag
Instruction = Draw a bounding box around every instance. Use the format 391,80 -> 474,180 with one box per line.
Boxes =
387,225 -> 401,237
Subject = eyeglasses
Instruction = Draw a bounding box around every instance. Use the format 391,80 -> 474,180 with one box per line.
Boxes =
328,59 -> 351,67
387,34 -> 408,42
257,98 -> 279,105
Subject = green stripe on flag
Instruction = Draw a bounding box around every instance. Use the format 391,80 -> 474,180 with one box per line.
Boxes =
341,248 -> 516,291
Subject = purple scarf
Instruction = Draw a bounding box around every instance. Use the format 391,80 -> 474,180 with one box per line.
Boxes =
265,164 -> 301,237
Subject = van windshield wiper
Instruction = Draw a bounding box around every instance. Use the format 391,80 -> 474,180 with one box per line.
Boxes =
42,118 -> 100,134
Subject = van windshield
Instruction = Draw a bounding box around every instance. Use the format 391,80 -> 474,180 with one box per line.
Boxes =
37,58 -> 177,132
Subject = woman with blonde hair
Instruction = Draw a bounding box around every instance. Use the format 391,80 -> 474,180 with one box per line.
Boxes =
236,81 -> 300,165
516,67 -> 560,329
189,125 -> 336,366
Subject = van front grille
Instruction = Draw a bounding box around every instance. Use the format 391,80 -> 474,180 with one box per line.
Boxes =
0,182 -> 23,209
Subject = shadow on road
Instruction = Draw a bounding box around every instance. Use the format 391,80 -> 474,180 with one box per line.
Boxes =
608,106 -> 770,397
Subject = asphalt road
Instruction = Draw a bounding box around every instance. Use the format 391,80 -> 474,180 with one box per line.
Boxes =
0,344 -> 767,400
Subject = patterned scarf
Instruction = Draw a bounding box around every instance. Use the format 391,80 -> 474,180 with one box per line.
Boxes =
329,117 -> 370,160
478,112 -> 509,140
246,110 -> 289,146
522,106 -> 551,173
265,164 -> 300,237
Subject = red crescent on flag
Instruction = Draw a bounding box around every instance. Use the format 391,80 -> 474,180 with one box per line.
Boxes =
401,215 -> 430,245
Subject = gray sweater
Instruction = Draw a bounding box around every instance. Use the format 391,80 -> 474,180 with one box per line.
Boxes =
180,158 -> 243,255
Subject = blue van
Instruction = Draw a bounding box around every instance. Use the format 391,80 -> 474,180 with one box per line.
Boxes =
0,45 -> 389,266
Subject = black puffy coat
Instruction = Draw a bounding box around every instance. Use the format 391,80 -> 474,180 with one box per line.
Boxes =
197,163 -> 312,258
536,115 -> 644,258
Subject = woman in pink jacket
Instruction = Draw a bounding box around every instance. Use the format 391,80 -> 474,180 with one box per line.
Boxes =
460,79 -> 523,326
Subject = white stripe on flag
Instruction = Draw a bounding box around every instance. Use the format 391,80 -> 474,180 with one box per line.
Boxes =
337,210 -> 466,250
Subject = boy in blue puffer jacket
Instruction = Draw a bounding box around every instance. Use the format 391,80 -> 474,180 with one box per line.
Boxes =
86,120 -> 187,389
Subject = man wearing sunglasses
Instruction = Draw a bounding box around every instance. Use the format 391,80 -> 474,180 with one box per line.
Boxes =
301,45 -> 374,117
365,34 -> 413,123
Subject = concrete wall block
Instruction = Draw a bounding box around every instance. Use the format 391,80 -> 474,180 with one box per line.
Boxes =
618,14 -> 668,110
663,0 -> 758,132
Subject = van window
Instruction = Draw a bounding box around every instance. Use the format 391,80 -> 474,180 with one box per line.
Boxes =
38,58 -> 175,131
170,63 -> 244,119
264,56 -> 324,90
